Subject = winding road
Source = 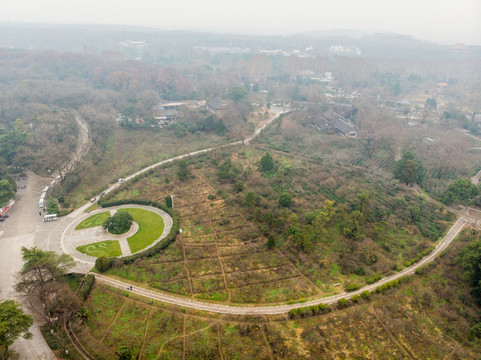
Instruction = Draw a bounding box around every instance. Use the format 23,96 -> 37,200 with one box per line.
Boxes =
1,107 -> 480,359
95,217 -> 468,315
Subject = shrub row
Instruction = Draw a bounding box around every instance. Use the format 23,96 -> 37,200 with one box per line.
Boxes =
287,278 -> 411,320
58,208 -> 74,217
396,245 -> 436,271
373,277 -> 409,294
345,283 -> 361,292
97,199 -> 180,265
366,273 -> 383,284
288,303 -> 330,319
77,274 -> 95,301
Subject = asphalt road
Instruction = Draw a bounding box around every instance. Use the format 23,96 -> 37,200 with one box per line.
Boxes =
0,171 -> 56,359
0,113 -> 91,359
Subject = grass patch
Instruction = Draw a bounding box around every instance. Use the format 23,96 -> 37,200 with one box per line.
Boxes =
75,211 -> 110,230
76,240 -> 122,257
118,208 -> 164,253
194,291 -> 229,301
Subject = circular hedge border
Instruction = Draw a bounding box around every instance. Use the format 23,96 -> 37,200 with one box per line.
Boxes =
96,199 -> 179,264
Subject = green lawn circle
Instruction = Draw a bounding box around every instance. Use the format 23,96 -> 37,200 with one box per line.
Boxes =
118,208 -> 165,254
75,211 -> 110,230
76,240 -> 122,257
74,207 -> 165,257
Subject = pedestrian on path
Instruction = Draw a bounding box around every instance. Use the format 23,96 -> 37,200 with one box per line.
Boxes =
39,212 -> 41,216
130,285 -> 133,291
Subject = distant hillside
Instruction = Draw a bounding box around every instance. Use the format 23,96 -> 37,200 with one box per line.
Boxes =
0,23 -> 480,61
298,28 -> 382,38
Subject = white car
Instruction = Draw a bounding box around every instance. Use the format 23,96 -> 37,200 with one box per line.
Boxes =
118,178 -> 124,183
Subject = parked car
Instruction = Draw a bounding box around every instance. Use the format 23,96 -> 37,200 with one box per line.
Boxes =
99,192 -> 106,197
90,197 -> 96,203
118,178 -> 124,183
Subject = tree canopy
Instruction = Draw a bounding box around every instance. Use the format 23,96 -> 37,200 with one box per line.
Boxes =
394,151 -> 424,185
0,179 -> 15,208
15,247 -> 75,305
227,86 -> 247,103
0,300 -> 33,359
442,178 -> 478,205
0,119 -> 28,166
259,152 -> 275,173
0,167 -> 16,208
46,197 -> 59,215
279,192 -> 292,208
457,237 -> 481,304
103,211 -> 133,234
176,160 -> 191,181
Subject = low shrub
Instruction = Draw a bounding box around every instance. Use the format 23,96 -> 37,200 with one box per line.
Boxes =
95,257 -> 112,272
366,273 -> 383,284
360,290 -> 371,299
374,279 -> 400,294
77,274 -> 95,301
288,303 -> 330,319
58,208 -> 74,217
345,282 -> 360,292
396,245 -> 436,271
337,298 -> 348,308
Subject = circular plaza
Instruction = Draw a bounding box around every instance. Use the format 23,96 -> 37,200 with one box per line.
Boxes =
62,204 -> 173,263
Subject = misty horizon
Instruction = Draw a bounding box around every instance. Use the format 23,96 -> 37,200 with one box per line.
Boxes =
1,0 -> 480,46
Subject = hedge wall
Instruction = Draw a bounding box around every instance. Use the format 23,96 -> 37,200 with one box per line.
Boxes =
77,274 -> 95,301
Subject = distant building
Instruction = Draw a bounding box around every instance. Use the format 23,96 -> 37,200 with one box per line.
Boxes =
328,45 -> 361,56
207,98 -> 228,112
334,117 -> 357,137
152,102 -> 183,126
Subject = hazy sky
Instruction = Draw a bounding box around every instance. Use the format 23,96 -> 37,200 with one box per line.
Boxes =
2,0 -> 481,45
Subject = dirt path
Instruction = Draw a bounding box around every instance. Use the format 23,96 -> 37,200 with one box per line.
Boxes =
370,303 -> 414,359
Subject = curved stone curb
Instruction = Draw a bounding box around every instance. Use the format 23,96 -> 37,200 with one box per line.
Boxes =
61,204 -> 173,264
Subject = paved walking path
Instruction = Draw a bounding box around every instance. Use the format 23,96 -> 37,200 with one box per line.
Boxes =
95,217 -> 468,315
